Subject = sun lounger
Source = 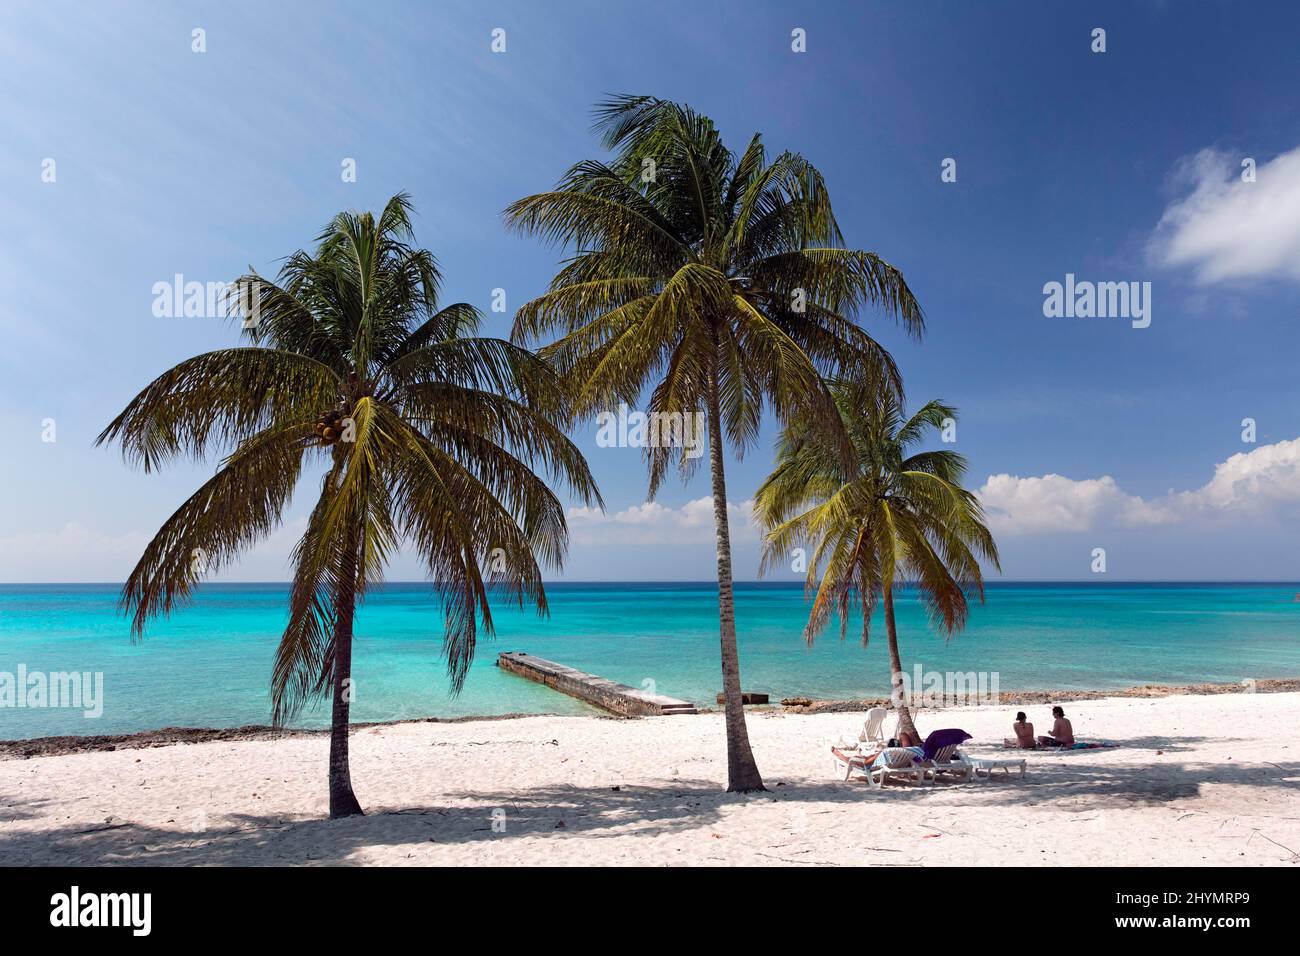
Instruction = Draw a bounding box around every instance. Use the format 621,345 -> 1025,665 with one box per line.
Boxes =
970,756 -> 1027,778
865,747 -> 927,788
862,707 -> 888,747
926,743 -> 974,782
831,746 -> 874,779
831,745 -> 921,785
830,706 -> 890,759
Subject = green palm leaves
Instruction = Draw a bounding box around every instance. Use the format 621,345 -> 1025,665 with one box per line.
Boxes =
98,93 -> 958,803
99,194 -> 602,726
506,96 -> 926,790
756,377 -> 1000,686
507,99 -> 924,486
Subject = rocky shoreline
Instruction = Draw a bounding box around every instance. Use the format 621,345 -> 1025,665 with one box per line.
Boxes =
3,677 -> 1296,759
778,676 -> 1300,713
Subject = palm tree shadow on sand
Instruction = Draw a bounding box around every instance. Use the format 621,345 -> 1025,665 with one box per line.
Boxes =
3,749 -> 1297,866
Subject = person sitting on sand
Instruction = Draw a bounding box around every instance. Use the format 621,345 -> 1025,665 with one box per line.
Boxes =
1037,705 -> 1075,747
1004,712 -> 1036,749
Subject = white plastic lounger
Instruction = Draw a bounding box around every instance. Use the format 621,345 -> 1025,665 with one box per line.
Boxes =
862,707 -> 888,748
834,745 -> 936,788
829,707 -> 890,772
867,747 -> 926,789
970,756 -> 1027,779
927,744 -> 975,782
832,746 -> 872,780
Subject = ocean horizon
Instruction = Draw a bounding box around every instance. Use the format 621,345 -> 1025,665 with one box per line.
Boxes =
2,580 -> 1298,741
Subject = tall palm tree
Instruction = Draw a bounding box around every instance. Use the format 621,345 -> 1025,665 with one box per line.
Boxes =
98,195 -> 601,818
755,378 -> 999,740
505,96 -> 923,791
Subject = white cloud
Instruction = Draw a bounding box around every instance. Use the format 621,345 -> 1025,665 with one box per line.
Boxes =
0,523 -> 151,582
0,522 -> 150,559
567,496 -> 757,546
1174,437 -> 1300,514
0,517 -> 310,583
979,437 -> 1300,535
978,474 -> 1172,536
1149,145 -> 1300,284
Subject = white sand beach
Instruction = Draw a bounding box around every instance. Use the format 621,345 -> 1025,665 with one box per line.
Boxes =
2,691 -> 1298,866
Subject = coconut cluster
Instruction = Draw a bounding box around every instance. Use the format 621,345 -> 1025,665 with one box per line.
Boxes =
314,407 -> 349,445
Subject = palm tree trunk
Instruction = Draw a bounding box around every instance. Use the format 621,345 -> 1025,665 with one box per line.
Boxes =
859,570 -> 870,648
883,584 -> 920,742
705,354 -> 765,793
328,527 -> 364,819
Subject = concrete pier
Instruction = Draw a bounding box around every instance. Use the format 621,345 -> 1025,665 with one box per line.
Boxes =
497,652 -> 697,717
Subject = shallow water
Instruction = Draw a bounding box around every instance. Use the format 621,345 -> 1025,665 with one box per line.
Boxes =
1,582 -> 1298,738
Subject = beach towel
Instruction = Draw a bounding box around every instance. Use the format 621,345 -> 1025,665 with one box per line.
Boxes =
1001,739 -> 1118,750
873,746 -> 925,768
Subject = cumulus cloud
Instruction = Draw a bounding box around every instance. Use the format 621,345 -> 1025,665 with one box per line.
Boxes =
979,438 -> 1300,535
1174,437 -> 1300,514
567,496 -> 758,546
1149,145 -> 1300,284
978,474 -> 1174,535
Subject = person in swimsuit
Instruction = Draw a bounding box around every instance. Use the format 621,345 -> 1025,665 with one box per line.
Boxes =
1005,711 -> 1036,748
1037,705 -> 1075,747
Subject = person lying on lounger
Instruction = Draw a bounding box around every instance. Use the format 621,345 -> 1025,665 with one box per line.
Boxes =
1003,712 -> 1036,749
1037,705 -> 1075,747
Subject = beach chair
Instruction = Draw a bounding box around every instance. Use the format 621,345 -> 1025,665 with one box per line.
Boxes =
834,708 -> 888,750
831,746 -> 875,780
862,707 -> 888,747
832,745 -> 921,785
970,756 -> 1027,779
925,744 -> 974,782
866,747 -> 927,789
829,707 -> 890,769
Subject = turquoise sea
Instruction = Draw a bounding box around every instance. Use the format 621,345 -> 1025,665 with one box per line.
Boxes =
1,582 -> 1298,740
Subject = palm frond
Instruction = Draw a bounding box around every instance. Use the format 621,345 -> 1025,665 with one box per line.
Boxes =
102,194 -> 597,720
755,377 -> 1000,646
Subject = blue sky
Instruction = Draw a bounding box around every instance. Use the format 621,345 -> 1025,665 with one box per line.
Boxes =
1,0 -> 1298,582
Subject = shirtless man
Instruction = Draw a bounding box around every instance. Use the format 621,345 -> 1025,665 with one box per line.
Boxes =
1004,711 -> 1036,748
1037,705 -> 1075,747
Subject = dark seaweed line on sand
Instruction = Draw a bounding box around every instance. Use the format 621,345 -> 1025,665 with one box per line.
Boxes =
3,678 -> 1297,759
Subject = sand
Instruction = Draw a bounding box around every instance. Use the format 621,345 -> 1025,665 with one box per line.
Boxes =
2,691 -> 1298,866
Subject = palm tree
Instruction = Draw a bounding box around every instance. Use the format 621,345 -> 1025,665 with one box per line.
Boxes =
755,378 -> 999,741
97,195 -> 601,817
505,96 -> 923,791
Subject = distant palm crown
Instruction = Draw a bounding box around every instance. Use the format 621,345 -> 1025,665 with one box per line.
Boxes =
756,379 -> 1001,643
98,195 -> 600,721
